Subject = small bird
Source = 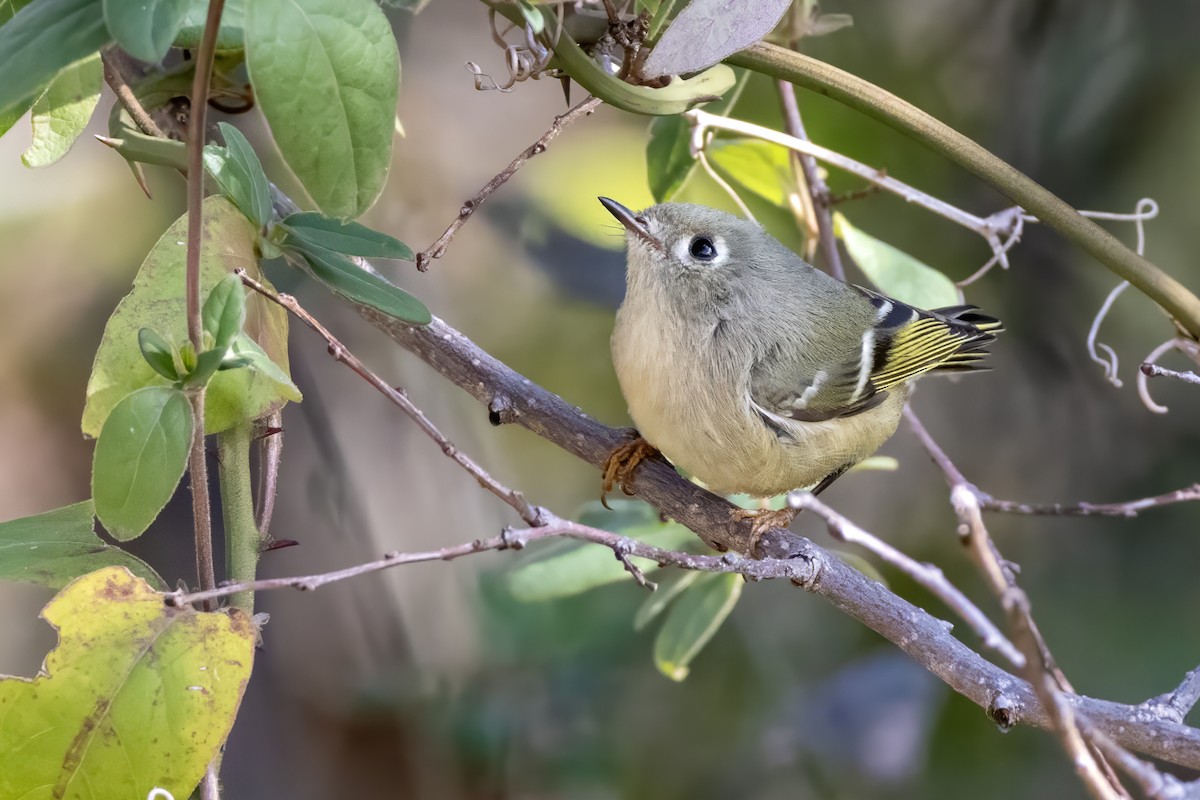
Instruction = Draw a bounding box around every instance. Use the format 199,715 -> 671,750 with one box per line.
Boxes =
598,198 -> 1001,534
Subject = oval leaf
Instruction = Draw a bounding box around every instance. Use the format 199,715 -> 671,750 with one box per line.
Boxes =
287,235 -> 431,324
201,272 -> 247,352
21,52 -> 102,167
834,212 -> 959,309
282,212 -> 413,260
103,0 -> 190,62
0,567 -> 255,800
245,0 -> 399,219
202,121 -> 272,230
642,0 -> 791,78
137,327 -> 179,381
506,523 -> 696,602
653,571 -> 742,681
92,386 -> 193,540
0,501 -> 163,589
83,197 -> 298,437
0,0 -> 109,119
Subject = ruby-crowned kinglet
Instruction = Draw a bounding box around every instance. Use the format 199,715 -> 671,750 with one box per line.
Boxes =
598,197 -> 1001,511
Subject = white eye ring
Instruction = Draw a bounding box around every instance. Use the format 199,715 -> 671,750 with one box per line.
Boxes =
675,234 -> 728,266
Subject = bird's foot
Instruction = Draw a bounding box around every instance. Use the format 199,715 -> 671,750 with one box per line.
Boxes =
731,506 -> 800,552
601,433 -> 660,508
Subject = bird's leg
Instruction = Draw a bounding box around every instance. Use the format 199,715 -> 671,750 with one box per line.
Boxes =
731,505 -> 800,552
601,431 -> 660,508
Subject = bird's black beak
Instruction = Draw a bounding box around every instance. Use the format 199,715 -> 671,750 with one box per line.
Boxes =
598,196 -> 656,247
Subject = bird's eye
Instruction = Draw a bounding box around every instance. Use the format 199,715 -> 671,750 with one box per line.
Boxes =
689,236 -> 717,261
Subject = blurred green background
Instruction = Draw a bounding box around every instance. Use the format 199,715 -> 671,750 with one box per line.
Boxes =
2,1 -> 1199,797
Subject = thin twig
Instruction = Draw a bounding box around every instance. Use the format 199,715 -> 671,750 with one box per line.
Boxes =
187,4 -> 226,798
415,95 -> 602,270
236,268 -> 548,528
166,518 -> 815,607
696,147 -> 756,221
1079,719 -> 1191,800
979,484 -> 1200,518
1138,338 -> 1189,414
1142,362 -> 1200,386
184,0 -> 226,615
685,109 -> 1022,271
910,402 -> 1128,798
788,491 -> 1025,667
776,79 -> 844,280
100,49 -> 166,139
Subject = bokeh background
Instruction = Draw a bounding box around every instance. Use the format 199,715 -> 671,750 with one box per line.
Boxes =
2,1 -> 1200,797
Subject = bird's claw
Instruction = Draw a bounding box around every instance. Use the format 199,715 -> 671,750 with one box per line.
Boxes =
731,506 -> 800,553
601,435 -> 659,508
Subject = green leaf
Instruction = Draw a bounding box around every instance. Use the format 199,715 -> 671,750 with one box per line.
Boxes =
633,568 -> 701,631
645,68 -> 747,203
103,0 -> 189,62
653,571 -> 742,681
0,0 -> 110,119
183,346 -> 226,387
174,0 -> 245,51
203,122 -> 272,229
201,272 -> 247,352
0,567 -> 255,800
245,0 -> 399,219
706,138 -> 792,206
506,523 -> 696,602
286,235 -> 431,324
83,197 -> 299,437
0,501 -> 164,589
229,334 -> 302,397
833,212 -> 959,309
137,327 -> 179,381
21,52 -> 102,167
92,386 -> 193,540
282,211 -> 414,260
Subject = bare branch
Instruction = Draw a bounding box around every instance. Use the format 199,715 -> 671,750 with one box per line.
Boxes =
236,268 -> 549,529
979,484 -> 1200,518
415,95 -> 602,271
788,491 -> 1025,668
165,516 -> 820,608
685,108 -> 1023,274
1139,338 -> 1191,414
775,80 -> 845,280
351,299 -> 1200,768
1142,362 -> 1200,386
100,49 -> 167,139
1079,720 -> 1193,800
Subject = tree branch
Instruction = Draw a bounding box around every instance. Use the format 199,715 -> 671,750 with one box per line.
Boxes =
775,80 -> 845,280
727,43 -> 1200,339
415,95 -> 602,271
340,300 -> 1200,768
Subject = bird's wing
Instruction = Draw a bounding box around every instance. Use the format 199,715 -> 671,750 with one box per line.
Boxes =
750,286 -> 1002,425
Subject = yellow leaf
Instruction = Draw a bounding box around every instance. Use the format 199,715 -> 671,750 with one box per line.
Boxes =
0,567 -> 256,800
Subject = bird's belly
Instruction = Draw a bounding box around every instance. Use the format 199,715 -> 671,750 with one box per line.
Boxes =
619,352 -> 906,497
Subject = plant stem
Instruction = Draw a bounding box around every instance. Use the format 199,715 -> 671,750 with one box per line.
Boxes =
218,423 -> 261,614
184,0 -> 225,606
728,43 -> 1200,339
